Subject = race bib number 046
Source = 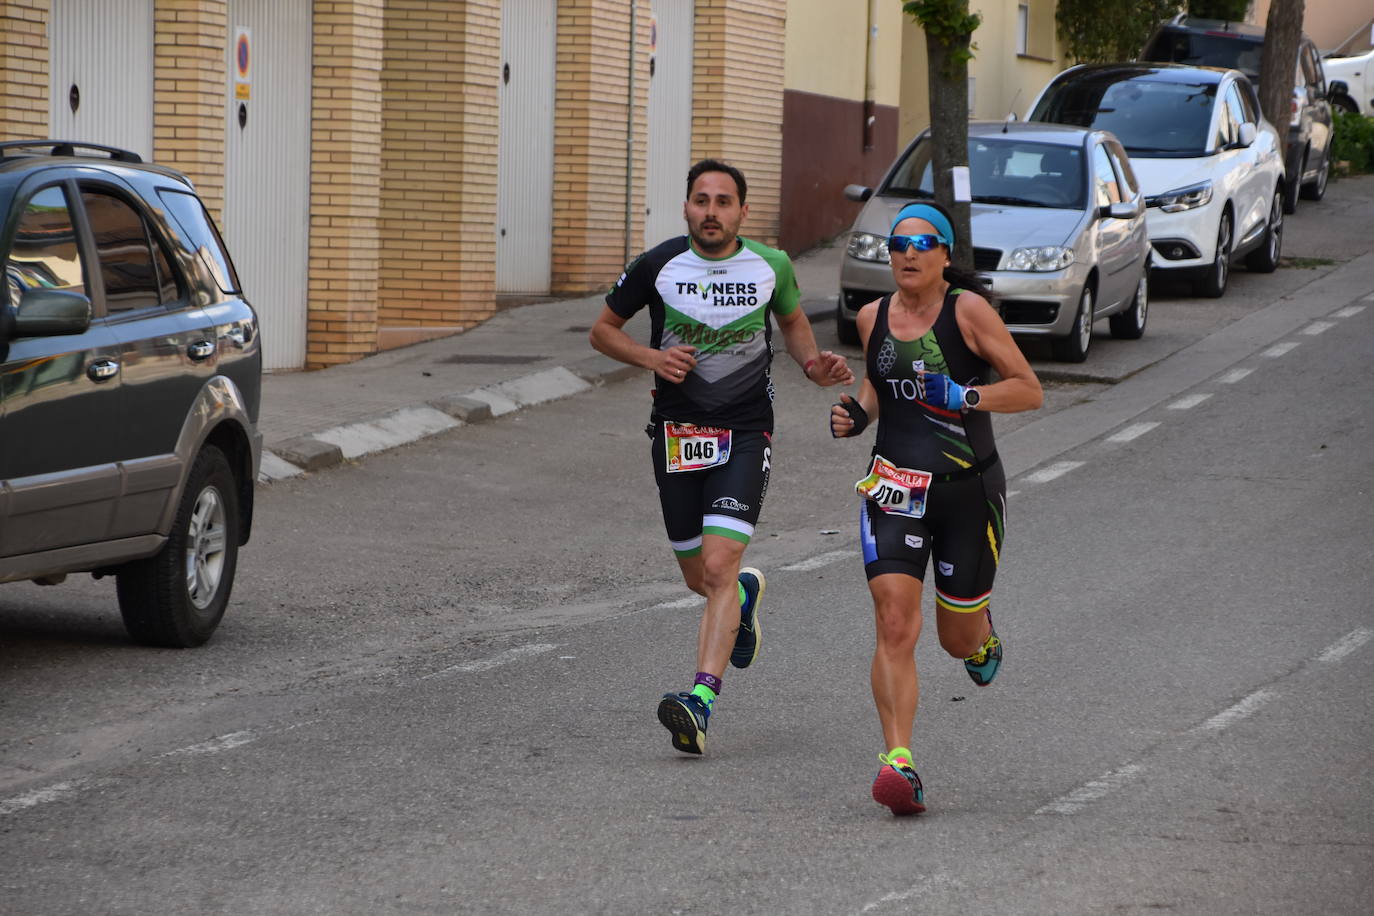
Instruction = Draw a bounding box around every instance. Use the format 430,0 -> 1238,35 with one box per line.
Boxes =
855,454 -> 932,518
665,423 -> 732,473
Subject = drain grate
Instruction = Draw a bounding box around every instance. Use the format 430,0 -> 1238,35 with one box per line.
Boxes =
438,354 -> 546,365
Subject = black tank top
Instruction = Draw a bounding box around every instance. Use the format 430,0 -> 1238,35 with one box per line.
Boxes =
868,290 -> 998,474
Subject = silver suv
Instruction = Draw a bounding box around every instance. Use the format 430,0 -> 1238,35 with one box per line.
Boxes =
0,141 -> 261,647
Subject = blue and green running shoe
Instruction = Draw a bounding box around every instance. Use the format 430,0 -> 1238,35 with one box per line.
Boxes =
730,567 -> 766,669
964,619 -> 1002,686
872,752 -> 925,815
657,691 -> 709,755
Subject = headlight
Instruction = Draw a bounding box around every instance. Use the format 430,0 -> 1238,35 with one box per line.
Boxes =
1151,181 -> 1213,213
1006,246 -> 1074,271
847,231 -> 890,263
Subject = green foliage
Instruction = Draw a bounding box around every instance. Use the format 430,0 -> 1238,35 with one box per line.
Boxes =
1187,0 -> 1247,20
1332,110 -> 1374,173
1056,0 -> 1180,63
903,0 -> 982,71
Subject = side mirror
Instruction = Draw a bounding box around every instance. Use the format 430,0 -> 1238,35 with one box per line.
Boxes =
1103,199 -> 1142,220
1329,80 -> 1348,99
1237,122 -> 1257,148
11,288 -> 92,338
843,184 -> 873,203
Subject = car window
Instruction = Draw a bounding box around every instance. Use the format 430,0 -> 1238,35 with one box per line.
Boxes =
1234,79 -> 1260,123
158,189 -> 240,293
1302,44 -> 1325,93
1031,76 -> 1216,155
1144,31 -> 1262,81
1091,143 -> 1122,206
81,188 -> 178,312
1104,141 -> 1139,197
5,184 -> 86,310
886,136 -> 1085,209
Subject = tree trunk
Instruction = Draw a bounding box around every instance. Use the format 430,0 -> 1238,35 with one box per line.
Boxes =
925,31 -> 973,270
1258,0 -> 1306,158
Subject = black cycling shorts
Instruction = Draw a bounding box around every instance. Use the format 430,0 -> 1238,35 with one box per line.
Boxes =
859,461 -> 1007,614
650,423 -> 771,557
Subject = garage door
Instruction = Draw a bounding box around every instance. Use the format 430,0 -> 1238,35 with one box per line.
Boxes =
48,0 -> 154,158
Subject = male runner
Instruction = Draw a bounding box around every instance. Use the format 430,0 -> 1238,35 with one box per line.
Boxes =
590,159 -> 853,755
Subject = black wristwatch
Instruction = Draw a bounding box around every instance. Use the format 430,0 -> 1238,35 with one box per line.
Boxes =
961,387 -> 981,410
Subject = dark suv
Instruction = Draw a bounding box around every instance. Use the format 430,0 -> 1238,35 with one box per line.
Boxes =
1141,15 -> 1333,213
0,141 -> 261,647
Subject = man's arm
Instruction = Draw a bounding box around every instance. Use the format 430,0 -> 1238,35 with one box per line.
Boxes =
774,307 -> 854,387
589,305 -> 697,381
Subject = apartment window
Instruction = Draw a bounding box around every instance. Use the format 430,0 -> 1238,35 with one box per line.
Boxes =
1017,4 -> 1029,56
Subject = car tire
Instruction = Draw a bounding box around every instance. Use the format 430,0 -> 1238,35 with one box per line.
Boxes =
1051,284 -> 1094,362
1194,210 -> 1232,299
117,445 -> 240,648
1109,268 -> 1149,340
1300,151 -> 1328,201
1245,188 -> 1284,274
835,300 -> 860,346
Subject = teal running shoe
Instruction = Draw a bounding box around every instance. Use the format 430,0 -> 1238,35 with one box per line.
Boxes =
730,567 -> 765,669
872,752 -> 925,815
657,692 -> 709,755
964,620 -> 1002,686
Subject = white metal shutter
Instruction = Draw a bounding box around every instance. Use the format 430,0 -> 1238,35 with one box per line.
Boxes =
644,0 -> 694,250
496,0 -> 556,295
224,1 -> 312,371
48,0 -> 154,158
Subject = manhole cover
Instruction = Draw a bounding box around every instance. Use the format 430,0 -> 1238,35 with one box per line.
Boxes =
438,354 -> 546,365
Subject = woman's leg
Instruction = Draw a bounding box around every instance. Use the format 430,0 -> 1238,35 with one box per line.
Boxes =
868,572 -> 925,752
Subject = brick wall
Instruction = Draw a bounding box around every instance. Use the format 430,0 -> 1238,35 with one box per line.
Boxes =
152,0 -> 227,220
0,0 -> 49,142
551,0 -> 650,294
377,0 -> 500,350
692,0 -> 786,247
306,0 -> 384,368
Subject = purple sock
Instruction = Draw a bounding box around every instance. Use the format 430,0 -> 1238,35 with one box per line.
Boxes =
694,672 -> 722,694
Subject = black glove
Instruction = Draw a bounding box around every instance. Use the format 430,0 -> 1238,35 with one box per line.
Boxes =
832,394 -> 869,438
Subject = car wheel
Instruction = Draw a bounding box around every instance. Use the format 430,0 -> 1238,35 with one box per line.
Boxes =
1300,151 -> 1328,201
1194,210 -> 1232,299
1245,188 -> 1284,273
1109,268 -> 1148,340
835,300 -> 860,346
1051,284 -> 1093,362
117,445 -> 240,647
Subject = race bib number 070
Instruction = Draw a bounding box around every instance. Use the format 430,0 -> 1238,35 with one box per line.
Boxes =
665,423 -> 732,473
855,454 -> 932,518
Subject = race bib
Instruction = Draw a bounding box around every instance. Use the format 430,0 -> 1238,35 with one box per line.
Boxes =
665,423 -> 731,473
855,454 -> 932,518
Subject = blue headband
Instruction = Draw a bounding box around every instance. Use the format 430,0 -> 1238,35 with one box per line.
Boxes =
891,203 -> 955,248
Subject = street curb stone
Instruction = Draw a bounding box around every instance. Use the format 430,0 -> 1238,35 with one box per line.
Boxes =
269,436 -> 344,471
428,394 -> 493,423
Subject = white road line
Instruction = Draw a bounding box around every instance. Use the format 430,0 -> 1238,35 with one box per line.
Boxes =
1035,763 -> 1146,816
159,731 -> 258,758
1218,367 -> 1253,384
653,596 -> 700,610
1333,305 -> 1365,318
0,779 -> 88,817
858,873 -> 964,912
1302,320 -> 1335,335
1317,628 -> 1374,664
421,643 -> 557,679
781,550 -> 856,572
1263,341 -> 1300,357
1363,293 -> 1374,301
1195,689 -> 1275,733
1168,393 -> 1212,410
1021,460 -> 1084,484
1107,421 -> 1159,443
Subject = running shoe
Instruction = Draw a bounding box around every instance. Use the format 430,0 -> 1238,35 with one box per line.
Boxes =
963,619 -> 1002,686
872,752 -> 925,815
730,567 -> 766,669
657,691 -> 709,755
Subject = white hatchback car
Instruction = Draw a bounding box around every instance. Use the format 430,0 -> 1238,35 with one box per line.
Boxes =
1027,63 -> 1285,298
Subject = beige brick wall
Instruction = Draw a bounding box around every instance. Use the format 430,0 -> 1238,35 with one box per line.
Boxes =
0,0 -> 49,142
377,0 -> 500,349
306,0 -> 384,369
152,0 -> 227,220
692,0 -> 785,247
551,0 -> 650,294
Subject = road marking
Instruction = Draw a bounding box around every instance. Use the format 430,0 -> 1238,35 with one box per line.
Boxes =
0,779 -> 88,817
1262,341 -> 1299,357
1107,421 -> 1159,443
653,596 -> 700,610
1021,460 -> 1084,484
1363,293 -> 1374,301
1333,305 -> 1365,318
421,643 -> 557,679
1035,763 -> 1146,816
781,550 -> 856,572
858,873 -> 964,912
159,731 -> 258,758
1195,689 -> 1274,733
1168,393 -> 1212,410
1302,320 -> 1335,335
1218,367 -> 1253,384
1317,628 -> 1373,663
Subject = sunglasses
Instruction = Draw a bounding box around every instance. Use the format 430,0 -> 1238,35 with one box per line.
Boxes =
887,234 -> 949,254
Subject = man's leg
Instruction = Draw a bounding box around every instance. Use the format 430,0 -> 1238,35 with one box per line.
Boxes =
694,533 -> 749,677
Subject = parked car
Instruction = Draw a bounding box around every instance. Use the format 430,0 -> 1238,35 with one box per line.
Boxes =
1324,48 -> 1374,115
838,121 -> 1151,362
0,140 -> 261,647
1139,14 -> 1333,212
1027,63 -> 1286,299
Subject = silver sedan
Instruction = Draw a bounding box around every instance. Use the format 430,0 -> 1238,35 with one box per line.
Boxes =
837,121 -> 1152,362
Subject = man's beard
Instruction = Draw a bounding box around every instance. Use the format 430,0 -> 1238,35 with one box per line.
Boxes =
690,223 -> 734,255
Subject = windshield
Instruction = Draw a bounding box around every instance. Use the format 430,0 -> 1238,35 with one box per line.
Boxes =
1030,76 -> 1216,156
883,136 -> 1086,210
1143,32 -> 1262,81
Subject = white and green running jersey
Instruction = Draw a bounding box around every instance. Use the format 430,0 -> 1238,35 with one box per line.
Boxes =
606,236 -> 801,431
